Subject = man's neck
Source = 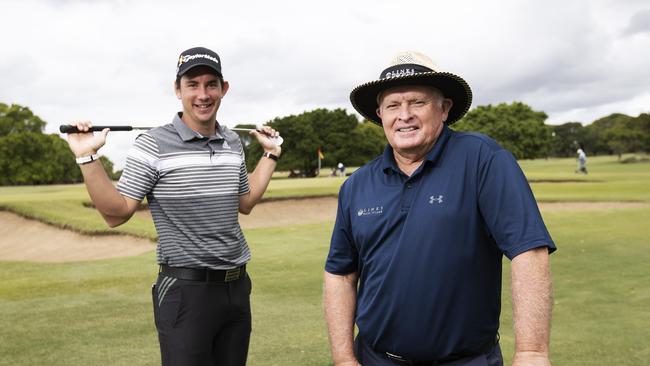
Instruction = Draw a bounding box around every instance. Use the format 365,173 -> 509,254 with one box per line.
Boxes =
181,115 -> 217,137
392,140 -> 436,177
393,151 -> 426,177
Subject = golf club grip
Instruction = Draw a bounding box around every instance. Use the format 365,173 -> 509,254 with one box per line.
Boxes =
59,125 -> 133,133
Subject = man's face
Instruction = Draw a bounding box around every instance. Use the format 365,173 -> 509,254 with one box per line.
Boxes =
175,66 -> 229,126
377,85 -> 452,156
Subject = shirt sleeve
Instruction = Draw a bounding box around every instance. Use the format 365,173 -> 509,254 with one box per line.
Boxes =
116,133 -> 159,201
477,150 -> 556,260
325,183 -> 359,274
238,143 -> 250,196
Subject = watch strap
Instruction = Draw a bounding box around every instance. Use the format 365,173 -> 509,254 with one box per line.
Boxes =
76,154 -> 99,165
262,152 -> 279,161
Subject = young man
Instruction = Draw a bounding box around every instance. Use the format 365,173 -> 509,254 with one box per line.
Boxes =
66,47 -> 281,365
324,51 -> 555,366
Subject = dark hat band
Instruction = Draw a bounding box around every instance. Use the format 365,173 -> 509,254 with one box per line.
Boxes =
380,63 -> 434,79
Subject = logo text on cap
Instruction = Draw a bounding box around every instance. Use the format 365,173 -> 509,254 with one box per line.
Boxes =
177,53 -> 220,68
384,68 -> 416,79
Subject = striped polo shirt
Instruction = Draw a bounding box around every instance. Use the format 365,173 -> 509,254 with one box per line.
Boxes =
117,113 -> 251,269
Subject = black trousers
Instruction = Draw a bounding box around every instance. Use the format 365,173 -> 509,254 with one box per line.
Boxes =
152,272 -> 252,366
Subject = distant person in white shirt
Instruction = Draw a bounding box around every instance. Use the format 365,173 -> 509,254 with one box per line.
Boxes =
337,162 -> 346,177
576,148 -> 588,174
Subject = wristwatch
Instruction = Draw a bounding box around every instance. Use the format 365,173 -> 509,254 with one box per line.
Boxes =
262,152 -> 279,161
76,154 -> 99,165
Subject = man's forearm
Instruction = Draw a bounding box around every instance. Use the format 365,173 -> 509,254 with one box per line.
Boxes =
323,271 -> 359,365
511,247 -> 553,362
239,155 -> 277,214
79,161 -> 137,225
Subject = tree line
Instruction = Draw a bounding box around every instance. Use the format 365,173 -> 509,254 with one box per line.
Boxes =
0,103 -> 117,185
1,101 -> 649,185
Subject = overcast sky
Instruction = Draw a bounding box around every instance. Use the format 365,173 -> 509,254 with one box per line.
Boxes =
2,0 -> 649,168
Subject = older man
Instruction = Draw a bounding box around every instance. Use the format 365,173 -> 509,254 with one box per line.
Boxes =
324,51 -> 555,366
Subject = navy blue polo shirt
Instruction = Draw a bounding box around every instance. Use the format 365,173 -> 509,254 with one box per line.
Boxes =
325,125 -> 555,360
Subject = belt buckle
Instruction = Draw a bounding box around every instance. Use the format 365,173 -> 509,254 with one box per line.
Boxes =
386,352 -> 415,365
224,267 -> 241,282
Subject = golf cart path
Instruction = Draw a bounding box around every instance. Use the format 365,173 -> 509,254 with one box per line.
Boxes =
1,198 -> 648,263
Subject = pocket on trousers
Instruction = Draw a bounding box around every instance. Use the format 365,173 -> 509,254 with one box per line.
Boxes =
153,277 -> 182,329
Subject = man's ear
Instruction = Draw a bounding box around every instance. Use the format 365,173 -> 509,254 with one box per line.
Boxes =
442,98 -> 453,112
441,98 -> 453,121
221,80 -> 230,96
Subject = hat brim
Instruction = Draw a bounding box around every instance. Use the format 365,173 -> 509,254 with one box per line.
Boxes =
177,61 -> 223,78
349,72 -> 472,125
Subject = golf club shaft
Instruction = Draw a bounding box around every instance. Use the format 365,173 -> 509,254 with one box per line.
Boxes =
231,128 -> 283,146
59,125 -> 152,134
230,128 -> 260,132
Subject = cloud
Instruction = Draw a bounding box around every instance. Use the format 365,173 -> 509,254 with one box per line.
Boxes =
622,9 -> 650,36
1,0 -> 649,169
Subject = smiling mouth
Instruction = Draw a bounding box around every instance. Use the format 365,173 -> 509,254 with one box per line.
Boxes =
194,102 -> 214,110
396,126 -> 418,132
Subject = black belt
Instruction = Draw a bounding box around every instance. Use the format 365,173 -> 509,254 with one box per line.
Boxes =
159,264 -> 246,282
384,335 -> 498,366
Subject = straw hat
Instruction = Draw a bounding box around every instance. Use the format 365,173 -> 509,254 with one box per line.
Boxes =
349,51 -> 472,125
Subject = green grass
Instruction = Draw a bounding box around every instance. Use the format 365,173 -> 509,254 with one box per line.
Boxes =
0,223 -> 335,366
498,207 -> 650,365
1,154 -> 649,365
519,154 -> 650,202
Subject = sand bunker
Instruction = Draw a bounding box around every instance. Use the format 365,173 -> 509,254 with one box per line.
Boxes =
0,211 -> 155,262
1,199 -> 647,262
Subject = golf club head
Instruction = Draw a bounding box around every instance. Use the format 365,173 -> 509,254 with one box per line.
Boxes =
268,135 -> 284,146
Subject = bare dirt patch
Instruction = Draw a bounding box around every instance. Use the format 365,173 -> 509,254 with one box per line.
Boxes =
134,196 -> 339,229
2,199 -> 648,263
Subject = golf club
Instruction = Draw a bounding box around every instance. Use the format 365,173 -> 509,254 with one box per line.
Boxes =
231,128 -> 284,146
59,125 -> 283,146
59,125 -> 152,133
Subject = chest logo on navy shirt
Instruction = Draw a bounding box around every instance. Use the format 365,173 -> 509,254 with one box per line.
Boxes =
429,195 -> 444,204
357,206 -> 384,217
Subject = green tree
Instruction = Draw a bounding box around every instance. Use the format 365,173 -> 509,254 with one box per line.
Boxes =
584,114 -> 629,155
344,121 -> 386,166
636,113 -> 650,153
550,122 -> 586,157
243,109 -> 385,177
452,102 -> 552,159
0,103 -> 46,136
0,102 -> 118,185
603,114 -> 650,159
0,132 -> 82,185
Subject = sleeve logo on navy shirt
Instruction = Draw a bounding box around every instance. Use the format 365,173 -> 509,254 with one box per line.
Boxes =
429,195 -> 444,204
357,206 -> 384,217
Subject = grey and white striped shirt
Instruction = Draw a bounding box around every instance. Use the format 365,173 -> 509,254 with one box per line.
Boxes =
117,113 -> 250,269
